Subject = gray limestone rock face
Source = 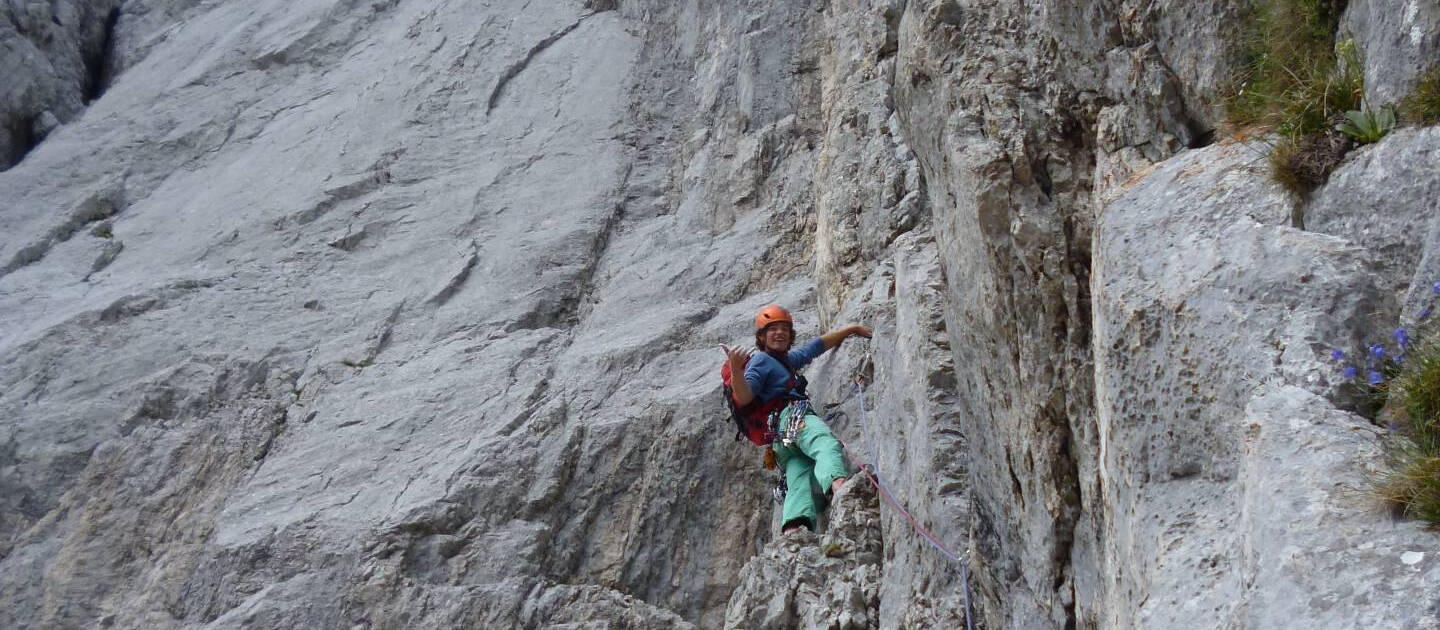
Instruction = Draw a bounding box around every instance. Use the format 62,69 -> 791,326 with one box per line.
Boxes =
1093,138 -> 1440,629
106,0 -> 213,78
0,0 -> 123,167
802,2 -> 974,625
3,0 -> 1440,628
0,0 -> 823,627
1308,126 -> 1440,320
806,231 -> 975,630
884,0 -> 1436,626
1345,0 -> 1440,107
723,476 -> 885,630
887,0 -> 1226,625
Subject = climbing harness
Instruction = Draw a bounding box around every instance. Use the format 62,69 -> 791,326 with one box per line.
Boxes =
830,374 -> 977,630
766,398 -> 813,503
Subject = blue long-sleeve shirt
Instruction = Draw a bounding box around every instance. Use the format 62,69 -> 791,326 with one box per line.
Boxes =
743,338 -> 827,403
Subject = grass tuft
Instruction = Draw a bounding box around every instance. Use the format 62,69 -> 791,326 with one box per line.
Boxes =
1373,447 -> 1440,524
1268,128 -> 1353,196
1227,0 -> 1363,195
1401,65 -> 1440,126
1394,340 -> 1440,449
1228,0 -> 1361,136
1373,328 -> 1440,526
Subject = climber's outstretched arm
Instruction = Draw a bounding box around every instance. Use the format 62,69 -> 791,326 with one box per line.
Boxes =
820,325 -> 872,350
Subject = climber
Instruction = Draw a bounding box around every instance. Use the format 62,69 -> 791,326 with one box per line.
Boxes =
721,304 -> 871,533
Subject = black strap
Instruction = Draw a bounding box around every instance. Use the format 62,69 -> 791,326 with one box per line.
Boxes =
769,351 -> 809,400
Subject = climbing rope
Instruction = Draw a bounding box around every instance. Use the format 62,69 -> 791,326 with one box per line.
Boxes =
829,376 -> 976,630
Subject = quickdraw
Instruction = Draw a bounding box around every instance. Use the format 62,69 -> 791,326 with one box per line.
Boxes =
781,399 -> 810,447
764,398 -> 811,447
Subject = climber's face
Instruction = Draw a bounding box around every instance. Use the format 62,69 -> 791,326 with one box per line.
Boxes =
762,322 -> 793,353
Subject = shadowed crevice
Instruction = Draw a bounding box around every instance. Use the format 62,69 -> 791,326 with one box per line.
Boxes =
84,8 -> 122,102
3,113 -> 39,170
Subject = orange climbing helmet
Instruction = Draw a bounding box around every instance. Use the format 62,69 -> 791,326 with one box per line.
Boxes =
754,304 -> 793,331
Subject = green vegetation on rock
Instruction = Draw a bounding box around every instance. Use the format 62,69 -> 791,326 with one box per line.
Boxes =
1374,330 -> 1440,526
1227,0 -> 1362,195
1401,65 -> 1440,126
1228,0 -> 1361,135
1336,106 -> 1397,143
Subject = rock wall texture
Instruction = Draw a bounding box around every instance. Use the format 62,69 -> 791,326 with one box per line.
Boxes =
1,0 -> 1438,629
0,0 -> 123,167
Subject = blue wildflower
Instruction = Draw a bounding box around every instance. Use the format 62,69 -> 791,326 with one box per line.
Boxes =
1330,348 -> 1345,362
1394,328 -> 1411,349
1433,280 -> 1440,295
1370,344 -> 1386,360
1343,365 -> 1358,379
1369,370 -> 1385,386
1422,305 -> 1434,320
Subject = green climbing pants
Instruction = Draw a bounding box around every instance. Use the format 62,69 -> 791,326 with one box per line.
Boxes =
772,407 -> 849,530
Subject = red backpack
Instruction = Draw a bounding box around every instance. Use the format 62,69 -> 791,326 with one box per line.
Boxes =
720,356 -> 808,446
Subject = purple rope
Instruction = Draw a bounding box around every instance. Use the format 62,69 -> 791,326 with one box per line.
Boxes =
846,380 -> 976,630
